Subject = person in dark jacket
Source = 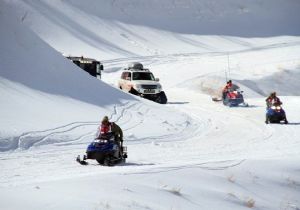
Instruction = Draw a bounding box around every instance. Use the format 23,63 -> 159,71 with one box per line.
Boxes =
97,116 -> 123,144
97,116 -> 124,158
265,92 -> 281,108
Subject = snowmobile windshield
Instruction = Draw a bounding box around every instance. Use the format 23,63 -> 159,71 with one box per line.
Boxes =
132,72 -> 155,81
99,132 -> 114,141
229,84 -> 240,91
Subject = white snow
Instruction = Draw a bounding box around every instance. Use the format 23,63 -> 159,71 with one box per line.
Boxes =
1,0 -> 300,209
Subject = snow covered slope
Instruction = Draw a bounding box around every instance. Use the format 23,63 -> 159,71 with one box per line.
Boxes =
0,3 -> 192,154
5,0 -> 300,59
0,4 -> 137,144
1,0 -> 300,210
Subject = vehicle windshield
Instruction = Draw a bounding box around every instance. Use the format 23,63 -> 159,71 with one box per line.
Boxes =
132,72 -> 155,81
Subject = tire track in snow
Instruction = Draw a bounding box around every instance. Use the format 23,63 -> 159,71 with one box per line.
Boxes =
121,103 -> 150,132
102,50 -> 295,166
0,121 -> 100,151
18,122 -> 98,149
185,104 -> 275,159
103,40 -> 300,73
126,106 -> 206,145
11,101 -> 139,150
121,159 -> 246,176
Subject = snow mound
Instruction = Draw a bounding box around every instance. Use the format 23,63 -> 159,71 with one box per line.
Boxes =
0,4 -> 136,141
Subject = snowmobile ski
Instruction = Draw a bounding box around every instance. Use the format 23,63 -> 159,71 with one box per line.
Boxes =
76,155 -> 88,165
212,97 -> 222,102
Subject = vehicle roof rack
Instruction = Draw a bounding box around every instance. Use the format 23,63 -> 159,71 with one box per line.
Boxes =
125,62 -> 150,71
125,68 -> 150,72
66,56 -> 98,64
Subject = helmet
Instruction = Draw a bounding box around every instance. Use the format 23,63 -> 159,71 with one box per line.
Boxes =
102,116 -> 109,124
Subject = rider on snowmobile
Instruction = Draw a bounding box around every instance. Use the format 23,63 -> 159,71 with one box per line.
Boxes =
265,92 -> 288,124
97,116 -> 123,145
222,80 -> 233,99
265,92 -> 281,108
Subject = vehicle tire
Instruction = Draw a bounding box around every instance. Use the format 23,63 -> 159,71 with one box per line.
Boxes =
156,91 -> 167,104
223,98 -> 228,105
96,157 -> 104,165
265,114 -> 270,124
103,157 -> 113,166
129,87 -> 140,96
121,158 -> 126,164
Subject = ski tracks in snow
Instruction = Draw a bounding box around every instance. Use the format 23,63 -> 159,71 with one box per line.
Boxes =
2,49 -> 300,186
0,122 -> 96,152
0,99 -> 208,186
1,101 -> 138,151
2,99 -> 202,151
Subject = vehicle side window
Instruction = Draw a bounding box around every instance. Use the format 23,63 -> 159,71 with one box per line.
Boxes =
126,72 -> 131,80
121,72 -> 126,79
132,72 -> 140,80
121,72 -> 132,80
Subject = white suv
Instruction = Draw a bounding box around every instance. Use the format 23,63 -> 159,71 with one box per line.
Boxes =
118,62 -> 167,104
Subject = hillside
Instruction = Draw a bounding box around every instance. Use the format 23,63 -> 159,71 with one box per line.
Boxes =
5,0 -> 300,59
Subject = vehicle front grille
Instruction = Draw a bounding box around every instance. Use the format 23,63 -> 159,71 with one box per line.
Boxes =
141,85 -> 157,89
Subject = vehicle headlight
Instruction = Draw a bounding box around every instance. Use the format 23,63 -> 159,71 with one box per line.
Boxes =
134,84 -> 142,89
157,84 -> 162,89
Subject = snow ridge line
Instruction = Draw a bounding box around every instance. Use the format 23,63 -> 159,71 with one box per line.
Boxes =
103,41 -> 300,66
